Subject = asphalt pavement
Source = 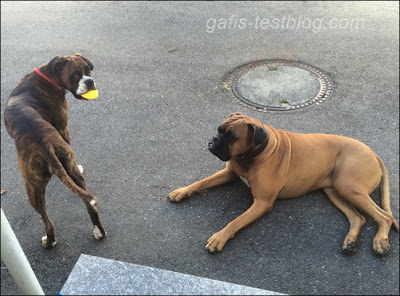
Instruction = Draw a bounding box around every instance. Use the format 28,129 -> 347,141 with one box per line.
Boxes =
1,1 -> 399,295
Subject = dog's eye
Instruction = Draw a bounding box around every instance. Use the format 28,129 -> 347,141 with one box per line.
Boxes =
224,131 -> 237,143
71,72 -> 82,81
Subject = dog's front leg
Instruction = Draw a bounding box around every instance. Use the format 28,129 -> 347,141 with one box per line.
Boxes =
168,168 -> 237,202
206,194 -> 276,253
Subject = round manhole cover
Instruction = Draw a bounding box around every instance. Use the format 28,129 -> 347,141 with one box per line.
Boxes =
223,60 -> 333,111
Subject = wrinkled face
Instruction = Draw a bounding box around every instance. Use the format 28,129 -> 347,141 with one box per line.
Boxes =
208,126 -> 238,161
47,54 -> 97,100
208,113 -> 269,162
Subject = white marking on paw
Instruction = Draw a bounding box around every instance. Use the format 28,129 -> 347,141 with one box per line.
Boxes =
77,165 -> 84,174
93,226 -> 103,239
90,199 -> 96,206
41,235 -> 57,247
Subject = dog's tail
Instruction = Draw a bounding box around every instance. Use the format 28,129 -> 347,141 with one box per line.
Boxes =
44,143 -> 98,207
377,155 -> 399,232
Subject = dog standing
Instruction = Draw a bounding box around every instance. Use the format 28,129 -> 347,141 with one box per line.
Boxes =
4,54 -> 106,248
169,112 -> 399,255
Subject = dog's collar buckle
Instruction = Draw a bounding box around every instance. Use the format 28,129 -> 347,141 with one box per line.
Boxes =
34,68 -> 65,92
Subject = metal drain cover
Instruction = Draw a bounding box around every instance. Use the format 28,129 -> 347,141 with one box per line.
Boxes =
223,60 -> 333,111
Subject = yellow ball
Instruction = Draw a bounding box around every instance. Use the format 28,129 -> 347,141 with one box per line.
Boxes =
81,89 -> 99,100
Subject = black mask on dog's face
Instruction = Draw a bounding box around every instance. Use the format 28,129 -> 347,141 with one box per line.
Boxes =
47,54 -> 96,100
208,129 -> 237,161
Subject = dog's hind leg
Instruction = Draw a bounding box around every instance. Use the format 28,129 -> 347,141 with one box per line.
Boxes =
339,189 -> 393,255
331,152 -> 398,255
24,176 -> 57,248
333,177 -> 394,255
324,188 -> 366,254
18,154 -> 57,248
84,203 -> 107,239
47,140 -> 106,240
65,160 -> 107,240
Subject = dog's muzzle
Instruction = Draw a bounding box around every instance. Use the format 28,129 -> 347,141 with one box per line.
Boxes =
76,76 -> 96,95
208,135 -> 231,161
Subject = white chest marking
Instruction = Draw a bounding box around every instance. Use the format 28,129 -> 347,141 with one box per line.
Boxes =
240,176 -> 250,187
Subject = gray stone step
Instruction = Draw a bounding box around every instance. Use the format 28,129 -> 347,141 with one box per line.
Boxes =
60,254 -> 283,295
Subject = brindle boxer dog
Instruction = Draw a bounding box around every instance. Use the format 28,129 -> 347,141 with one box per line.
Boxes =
169,112 -> 399,255
4,54 -> 106,248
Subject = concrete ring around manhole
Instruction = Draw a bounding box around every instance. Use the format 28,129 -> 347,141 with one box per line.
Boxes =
223,60 -> 333,112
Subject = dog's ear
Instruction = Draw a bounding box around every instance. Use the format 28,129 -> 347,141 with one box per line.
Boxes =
74,53 -> 94,71
248,124 -> 268,147
47,56 -> 68,76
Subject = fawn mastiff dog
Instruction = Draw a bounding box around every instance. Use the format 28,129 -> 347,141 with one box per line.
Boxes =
169,112 -> 398,255
4,54 -> 106,248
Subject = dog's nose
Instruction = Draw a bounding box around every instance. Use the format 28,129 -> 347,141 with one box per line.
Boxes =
84,78 -> 94,88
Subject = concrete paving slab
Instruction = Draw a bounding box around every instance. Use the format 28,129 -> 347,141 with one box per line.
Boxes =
60,254 -> 283,295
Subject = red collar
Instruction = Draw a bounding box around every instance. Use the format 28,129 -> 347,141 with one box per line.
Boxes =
34,68 -> 65,92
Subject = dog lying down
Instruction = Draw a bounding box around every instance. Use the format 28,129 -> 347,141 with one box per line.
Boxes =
169,112 -> 399,255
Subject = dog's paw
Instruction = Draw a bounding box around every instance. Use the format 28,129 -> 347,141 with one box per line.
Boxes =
341,233 -> 361,255
41,235 -> 57,248
77,165 -> 84,174
342,241 -> 357,255
93,225 -> 107,240
168,187 -> 190,203
373,236 -> 390,256
205,230 -> 232,253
